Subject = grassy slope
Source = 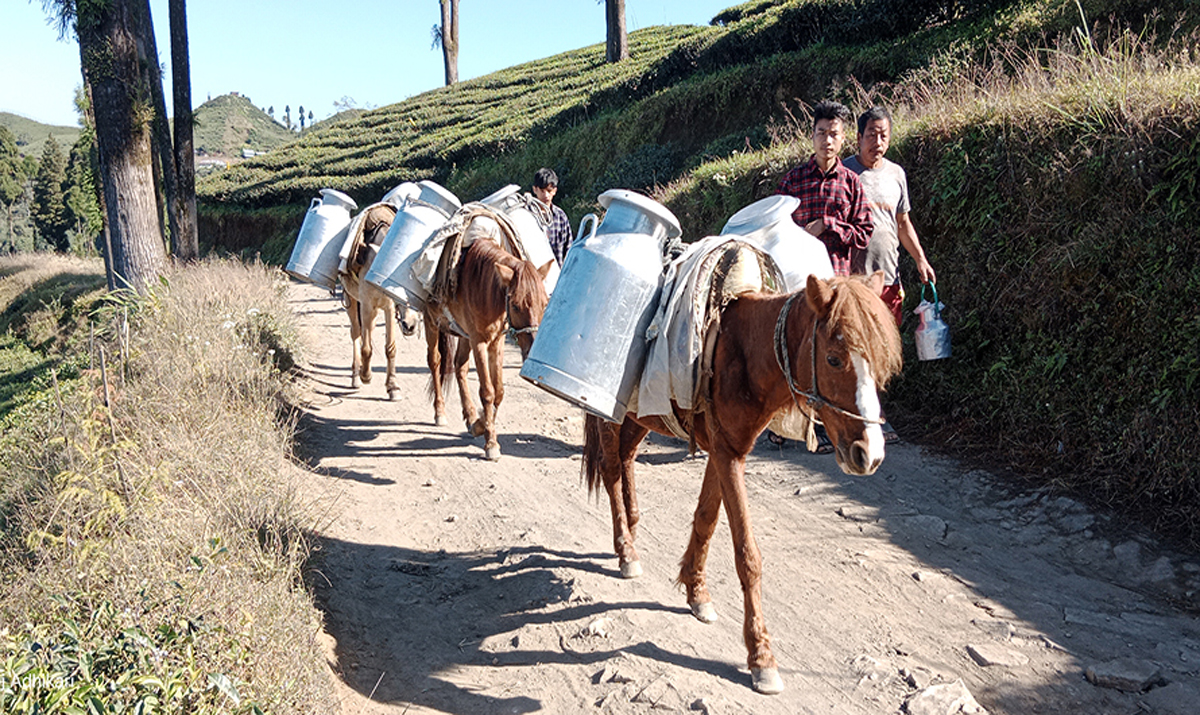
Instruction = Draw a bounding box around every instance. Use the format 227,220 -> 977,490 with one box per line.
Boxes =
193,93 -> 296,157
0,111 -> 81,161
197,0 -> 1200,544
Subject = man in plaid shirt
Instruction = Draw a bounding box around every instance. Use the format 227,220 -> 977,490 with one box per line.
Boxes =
531,168 -> 574,265
775,101 -> 873,276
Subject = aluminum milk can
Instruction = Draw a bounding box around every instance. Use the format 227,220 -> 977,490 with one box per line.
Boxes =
363,180 -> 461,308
336,183 -> 422,274
285,188 -> 358,289
480,184 -> 561,295
719,194 -> 833,291
520,189 -> 682,423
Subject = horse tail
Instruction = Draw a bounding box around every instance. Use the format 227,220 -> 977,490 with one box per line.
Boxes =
439,332 -> 458,391
582,413 -> 604,496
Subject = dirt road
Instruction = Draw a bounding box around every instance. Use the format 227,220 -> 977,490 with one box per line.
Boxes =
287,282 -> 1199,714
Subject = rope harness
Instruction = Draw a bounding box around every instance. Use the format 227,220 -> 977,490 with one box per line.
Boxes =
773,291 -> 886,426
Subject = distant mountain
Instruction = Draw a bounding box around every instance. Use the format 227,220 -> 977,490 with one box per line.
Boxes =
193,93 -> 295,158
0,112 -> 81,159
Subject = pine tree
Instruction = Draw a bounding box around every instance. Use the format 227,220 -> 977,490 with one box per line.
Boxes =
0,125 -> 26,249
31,135 -> 71,252
64,139 -> 103,251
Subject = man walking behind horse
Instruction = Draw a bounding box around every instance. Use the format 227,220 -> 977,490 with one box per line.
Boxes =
530,168 -> 573,265
844,106 -> 937,326
775,100 -> 874,277
769,100 -> 873,449
844,105 -> 938,442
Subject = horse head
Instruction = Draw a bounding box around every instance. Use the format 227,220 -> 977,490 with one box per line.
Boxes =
499,258 -> 551,360
396,303 -> 420,336
801,272 -> 902,476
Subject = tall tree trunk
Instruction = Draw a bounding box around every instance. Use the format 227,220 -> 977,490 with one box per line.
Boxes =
133,0 -> 180,259
78,0 -> 167,293
440,0 -> 459,85
606,0 -> 628,63
169,0 -> 198,260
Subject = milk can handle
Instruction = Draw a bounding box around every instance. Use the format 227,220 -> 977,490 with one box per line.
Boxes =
308,197 -> 322,211
578,213 -> 599,244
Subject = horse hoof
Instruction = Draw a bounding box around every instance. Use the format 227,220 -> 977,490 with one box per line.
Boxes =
484,444 -> 502,461
751,667 -> 784,695
387,389 -> 398,402
470,421 -> 487,438
619,561 -> 642,579
689,601 -> 718,623
434,414 -> 448,427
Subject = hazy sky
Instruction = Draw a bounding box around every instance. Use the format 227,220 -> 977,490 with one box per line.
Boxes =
2,0 -> 737,128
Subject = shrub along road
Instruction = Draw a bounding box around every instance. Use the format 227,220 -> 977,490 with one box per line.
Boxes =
286,281 -> 1199,715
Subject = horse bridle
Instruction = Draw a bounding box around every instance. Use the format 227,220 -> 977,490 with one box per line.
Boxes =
506,296 -> 539,338
773,291 -> 885,425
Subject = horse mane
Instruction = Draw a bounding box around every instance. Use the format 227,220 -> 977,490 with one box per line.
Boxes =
824,276 -> 903,387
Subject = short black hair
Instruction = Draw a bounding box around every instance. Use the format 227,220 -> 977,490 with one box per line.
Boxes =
533,168 -> 559,189
857,106 -> 892,136
812,100 -> 852,131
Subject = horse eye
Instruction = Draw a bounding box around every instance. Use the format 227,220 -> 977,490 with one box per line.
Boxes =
826,355 -> 843,370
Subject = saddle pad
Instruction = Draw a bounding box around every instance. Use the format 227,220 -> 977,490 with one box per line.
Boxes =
636,236 -> 782,420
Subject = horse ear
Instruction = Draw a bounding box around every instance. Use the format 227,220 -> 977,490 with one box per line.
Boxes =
805,274 -> 834,318
536,260 -> 553,280
495,263 -> 516,287
864,270 -> 886,296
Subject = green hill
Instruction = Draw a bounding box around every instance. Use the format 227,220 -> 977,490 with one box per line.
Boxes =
192,93 -> 295,157
0,112 -> 81,160
194,0 -> 1200,545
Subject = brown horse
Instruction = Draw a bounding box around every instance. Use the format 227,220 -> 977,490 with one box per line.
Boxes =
582,272 -> 902,694
339,203 -> 420,399
425,237 -> 550,460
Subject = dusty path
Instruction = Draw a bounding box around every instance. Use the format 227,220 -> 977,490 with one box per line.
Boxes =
287,281 -> 1199,714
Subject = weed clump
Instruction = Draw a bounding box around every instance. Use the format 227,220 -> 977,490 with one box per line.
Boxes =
0,256 -> 335,713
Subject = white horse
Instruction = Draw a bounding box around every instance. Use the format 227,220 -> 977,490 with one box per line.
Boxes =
339,202 -> 421,399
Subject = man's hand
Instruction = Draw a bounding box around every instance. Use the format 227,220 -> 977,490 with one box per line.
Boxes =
916,258 -> 936,285
804,218 -> 826,237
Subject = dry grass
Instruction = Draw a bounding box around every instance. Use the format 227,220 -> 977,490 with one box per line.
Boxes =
0,257 -> 336,712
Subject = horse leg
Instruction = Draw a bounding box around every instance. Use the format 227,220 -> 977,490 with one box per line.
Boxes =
677,456 -> 724,625
424,314 -> 448,425
347,295 -> 363,389
614,420 -> 649,577
358,301 -> 374,385
454,336 -> 478,433
713,445 -> 782,694
470,339 -> 501,460
382,300 -> 398,400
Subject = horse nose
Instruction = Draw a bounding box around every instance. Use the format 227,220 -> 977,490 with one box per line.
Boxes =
850,440 -> 882,475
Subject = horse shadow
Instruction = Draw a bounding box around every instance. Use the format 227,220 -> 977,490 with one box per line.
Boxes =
309,537 -> 744,713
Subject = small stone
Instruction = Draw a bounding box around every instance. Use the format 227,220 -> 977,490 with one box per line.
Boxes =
690,697 -> 714,714
583,617 -> 613,638
1139,681 -> 1200,715
902,666 -> 936,690
422,479 -> 436,487
966,643 -> 1029,668
1084,658 -> 1163,692
510,635 -> 520,647
904,679 -> 988,715
969,618 -> 1016,641
1145,556 -> 1175,583
1113,540 -> 1142,569
445,514 -> 457,522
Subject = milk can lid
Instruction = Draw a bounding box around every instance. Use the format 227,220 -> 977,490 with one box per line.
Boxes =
318,188 -> 358,211
417,180 -> 463,215
720,195 -> 799,236
479,184 -> 521,207
381,182 -> 421,207
597,189 -> 682,239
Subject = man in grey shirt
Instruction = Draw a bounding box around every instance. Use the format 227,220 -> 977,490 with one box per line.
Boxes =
844,106 -> 936,326
845,106 -> 937,442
